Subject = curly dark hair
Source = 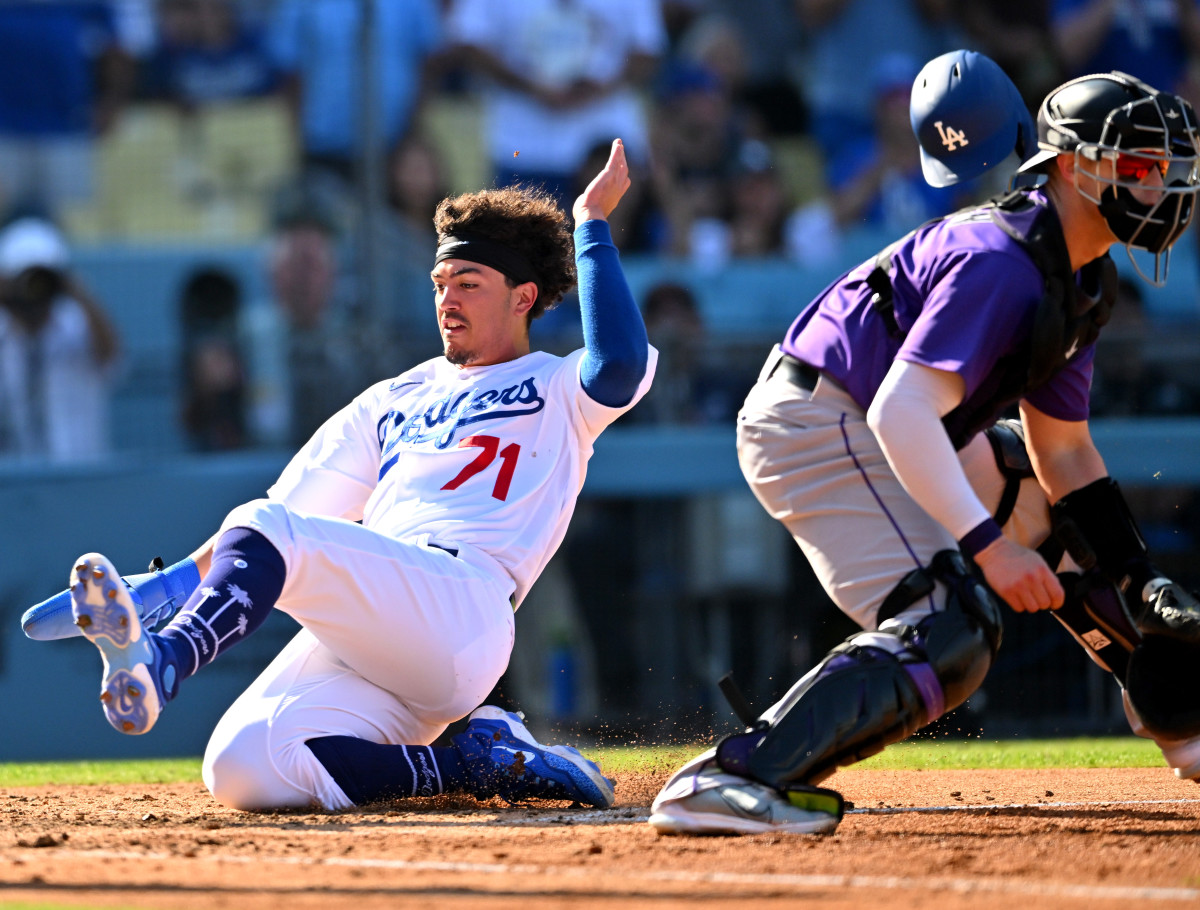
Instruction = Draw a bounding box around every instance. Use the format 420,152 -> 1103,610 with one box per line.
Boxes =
433,184 -> 576,322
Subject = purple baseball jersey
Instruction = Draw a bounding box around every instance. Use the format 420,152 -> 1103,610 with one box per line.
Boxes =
782,189 -> 1094,442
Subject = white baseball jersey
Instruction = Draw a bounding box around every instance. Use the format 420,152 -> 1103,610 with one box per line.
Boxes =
267,346 -> 657,607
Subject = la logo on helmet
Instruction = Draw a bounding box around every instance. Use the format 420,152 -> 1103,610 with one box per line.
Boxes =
935,121 -> 969,151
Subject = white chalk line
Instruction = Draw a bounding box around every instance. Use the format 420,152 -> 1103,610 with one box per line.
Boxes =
22,848 -> 1200,903
251,797 -> 1200,828
406,796 -> 1200,823
77,798 -> 1200,827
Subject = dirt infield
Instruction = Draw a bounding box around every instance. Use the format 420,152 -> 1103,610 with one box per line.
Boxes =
2,765 -> 1199,909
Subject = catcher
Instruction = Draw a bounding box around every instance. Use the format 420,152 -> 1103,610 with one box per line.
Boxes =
649,61 -> 1200,836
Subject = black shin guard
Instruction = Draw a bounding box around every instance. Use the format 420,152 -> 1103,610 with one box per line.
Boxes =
1053,477 -> 1200,645
718,551 -> 1002,789
716,638 -> 929,788
1050,569 -> 1200,740
1051,477 -> 1151,592
1052,570 -> 1141,683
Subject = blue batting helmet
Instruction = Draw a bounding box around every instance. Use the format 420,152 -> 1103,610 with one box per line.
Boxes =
910,50 -> 1036,187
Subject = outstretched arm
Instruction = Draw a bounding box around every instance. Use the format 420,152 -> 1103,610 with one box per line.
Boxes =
573,139 -> 649,407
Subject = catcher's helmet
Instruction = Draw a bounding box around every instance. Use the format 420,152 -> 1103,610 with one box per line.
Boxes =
1017,71 -> 1200,283
910,49 -> 1036,188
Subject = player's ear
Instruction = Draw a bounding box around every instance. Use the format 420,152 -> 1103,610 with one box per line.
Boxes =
1055,152 -> 1078,185
512,281 -> 537,316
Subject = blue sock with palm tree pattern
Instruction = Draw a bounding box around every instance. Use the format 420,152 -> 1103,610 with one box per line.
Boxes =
156,528 -> 286,683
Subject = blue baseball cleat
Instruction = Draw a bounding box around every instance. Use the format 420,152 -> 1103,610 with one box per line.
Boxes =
23,557 -> 194,641
71,553 -> 174,735
453,706 -> 615,808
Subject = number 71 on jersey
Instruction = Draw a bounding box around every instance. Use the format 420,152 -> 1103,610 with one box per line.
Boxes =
441,435 -> 521,501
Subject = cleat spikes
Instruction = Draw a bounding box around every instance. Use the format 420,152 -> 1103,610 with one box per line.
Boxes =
71,552 -> 166,735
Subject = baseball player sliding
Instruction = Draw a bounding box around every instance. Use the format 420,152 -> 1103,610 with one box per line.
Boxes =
649,64 -> 1200,836
23,139 -> 656,812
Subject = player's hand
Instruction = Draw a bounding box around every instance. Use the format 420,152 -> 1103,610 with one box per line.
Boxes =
573,138 -> 631,226
973,536 -> 1064,613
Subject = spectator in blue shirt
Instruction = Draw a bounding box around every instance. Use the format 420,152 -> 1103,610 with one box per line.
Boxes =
142,0 -> 280,109
809,53 -> 964,241
267,0 -> 443,185
1052,0 -> 1200,97
794,0 -> 954,176
0,0 -> 138,213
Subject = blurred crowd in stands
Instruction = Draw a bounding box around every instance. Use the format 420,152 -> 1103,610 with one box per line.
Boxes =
1,0 -> 1200,465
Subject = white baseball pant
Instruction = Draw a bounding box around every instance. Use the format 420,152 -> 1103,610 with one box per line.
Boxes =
737,361 -> 1050,630
200,499 -> 516,810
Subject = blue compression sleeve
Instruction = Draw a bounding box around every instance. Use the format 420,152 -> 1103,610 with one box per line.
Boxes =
576,219 -> 649,407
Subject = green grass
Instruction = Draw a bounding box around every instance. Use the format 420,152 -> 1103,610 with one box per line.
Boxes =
586,736 -> 1164,773
853,736 -> 1164,769
0,757 -> 202,787
0,738 -> 1163,788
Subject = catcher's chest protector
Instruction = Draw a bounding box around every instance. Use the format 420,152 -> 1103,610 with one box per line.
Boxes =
869,190 -> 1117,447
